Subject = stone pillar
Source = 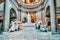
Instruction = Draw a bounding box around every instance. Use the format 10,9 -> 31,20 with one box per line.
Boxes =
43,10 -> 46,23
20,11 -> 22,21
18,11 -> 20,21
50,0 -> 56,33
4,0 -> 10,31
27,12 -> 31,23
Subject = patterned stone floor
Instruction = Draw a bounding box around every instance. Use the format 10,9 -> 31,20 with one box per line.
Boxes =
0,27 -> 60,40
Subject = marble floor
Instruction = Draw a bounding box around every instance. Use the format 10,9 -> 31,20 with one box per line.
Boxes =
0,27 -> 60,40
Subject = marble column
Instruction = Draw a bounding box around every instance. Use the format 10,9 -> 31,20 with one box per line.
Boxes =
18,11 -> 20,21
50,0 -> 56,33
4,0 -> 10,31
27,12 -> 31,23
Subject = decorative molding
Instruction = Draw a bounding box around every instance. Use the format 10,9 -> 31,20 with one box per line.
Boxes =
19,5 -> 44,12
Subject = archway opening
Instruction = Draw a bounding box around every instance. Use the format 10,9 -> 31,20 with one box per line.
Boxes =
30,13 -> 36,23
22,14 -> 27,23
10,8 -> 17,24
0,20 -> 3,32
56,14 -> 60,32
46,6 -> 51,31
0,13 -> 4,32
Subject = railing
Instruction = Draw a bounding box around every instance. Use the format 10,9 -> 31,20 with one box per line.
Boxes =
20,5 -> 44,12
56,7 -> 60,13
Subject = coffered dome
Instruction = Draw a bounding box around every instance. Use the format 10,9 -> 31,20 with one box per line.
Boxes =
17,0 -> 44,8
17,0 -> 40,4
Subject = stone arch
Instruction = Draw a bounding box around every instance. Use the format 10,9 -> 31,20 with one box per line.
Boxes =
30,13 -> 36,23
10,8 -> 17,23
46,6 -> 51,31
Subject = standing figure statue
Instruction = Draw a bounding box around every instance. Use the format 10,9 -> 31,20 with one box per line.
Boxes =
14,19 -> 18,31
9,21 -> 15,32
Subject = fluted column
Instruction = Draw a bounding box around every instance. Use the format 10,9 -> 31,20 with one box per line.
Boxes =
27,12 -> 31,23
4,0 -> 10,31
50,0 -> 56,33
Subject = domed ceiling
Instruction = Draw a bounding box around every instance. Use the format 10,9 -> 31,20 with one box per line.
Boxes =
16,0 -> 45,12
17,0 -> 41,4
16,0 -> 44,8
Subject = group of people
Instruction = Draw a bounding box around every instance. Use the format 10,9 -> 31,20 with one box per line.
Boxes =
35,20 -> 48,32
9,19 -> 20,32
